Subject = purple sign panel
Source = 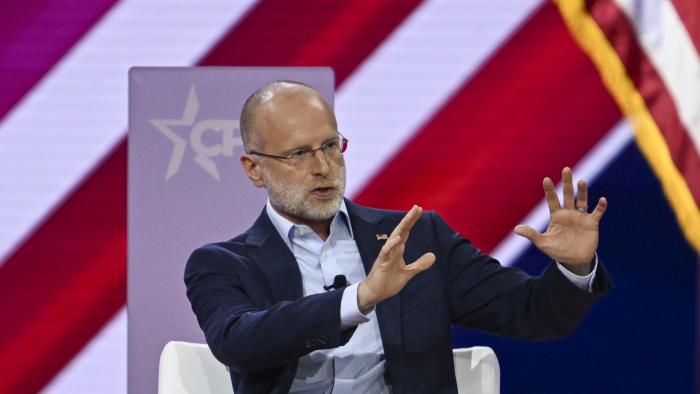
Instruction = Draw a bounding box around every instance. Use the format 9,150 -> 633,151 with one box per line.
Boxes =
128,67 -> 334,393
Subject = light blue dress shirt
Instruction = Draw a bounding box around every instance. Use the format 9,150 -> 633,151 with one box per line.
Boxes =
266,200 -> 389,394
266,200 -> 597,393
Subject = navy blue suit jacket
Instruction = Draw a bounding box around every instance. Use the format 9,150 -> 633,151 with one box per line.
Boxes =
185,200 -> 612,393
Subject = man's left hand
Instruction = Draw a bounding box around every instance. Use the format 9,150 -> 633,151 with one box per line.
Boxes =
514,167 -> 608,276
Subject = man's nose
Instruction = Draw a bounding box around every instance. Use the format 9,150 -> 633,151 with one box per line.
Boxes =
309,148 -> 331,175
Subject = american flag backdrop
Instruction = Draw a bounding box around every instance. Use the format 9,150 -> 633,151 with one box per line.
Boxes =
0,0 -> 698,393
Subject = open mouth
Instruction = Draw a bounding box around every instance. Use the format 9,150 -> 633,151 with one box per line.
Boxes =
311,187 -> 335,197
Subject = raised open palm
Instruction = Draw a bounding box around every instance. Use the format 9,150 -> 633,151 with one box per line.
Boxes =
358,205 -> 436,310
515,167 -> 608,274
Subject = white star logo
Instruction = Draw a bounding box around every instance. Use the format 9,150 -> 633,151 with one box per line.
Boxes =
150,86 -> 242,181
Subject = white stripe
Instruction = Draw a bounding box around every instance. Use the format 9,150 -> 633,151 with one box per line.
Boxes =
339,0 -> 543,197
0,0 -> 258,264
490,120 -> 634,266
40,309 -> 127,394
613,0 -> 700,153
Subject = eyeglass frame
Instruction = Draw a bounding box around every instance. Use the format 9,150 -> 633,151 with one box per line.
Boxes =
246,132 -> 349,165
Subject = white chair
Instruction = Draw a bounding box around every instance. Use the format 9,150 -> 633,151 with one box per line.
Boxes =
453,346 -> 500,394
158,341 -> 500,394
158,341 -> 233,394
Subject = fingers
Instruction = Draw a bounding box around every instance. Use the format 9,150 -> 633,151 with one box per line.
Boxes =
591,197 -> 608,222
390,205 -> 423,239
543,177 -> 561,213
576,179 -> 588,212
378,235 -> 403,261
546,168 -> 590,213
562,167 -> 575,209
514,224 -> 543,243
405,252 -> 436,274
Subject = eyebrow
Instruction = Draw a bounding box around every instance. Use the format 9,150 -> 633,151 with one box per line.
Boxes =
283,135 -> 338,154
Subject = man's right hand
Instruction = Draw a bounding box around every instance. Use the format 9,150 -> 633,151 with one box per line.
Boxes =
357,205 -> 437,311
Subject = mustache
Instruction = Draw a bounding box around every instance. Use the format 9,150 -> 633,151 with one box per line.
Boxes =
309,166 -> 346,190
310,181 -> 340,189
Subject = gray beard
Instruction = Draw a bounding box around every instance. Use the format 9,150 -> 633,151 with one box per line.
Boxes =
261,165 -> 346,221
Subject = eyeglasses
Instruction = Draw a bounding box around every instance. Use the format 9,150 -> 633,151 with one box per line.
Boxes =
248,133 -> 349,167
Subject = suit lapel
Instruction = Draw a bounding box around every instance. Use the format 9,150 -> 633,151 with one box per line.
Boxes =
244,209 -> 303,302
346,200 -> 404,357
244,202 -> 404,358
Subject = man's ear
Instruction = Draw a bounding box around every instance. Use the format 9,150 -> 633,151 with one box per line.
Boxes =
240,153 -> 265,188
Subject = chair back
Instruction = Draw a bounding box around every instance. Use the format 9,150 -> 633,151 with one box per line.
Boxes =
158,341 -> 233,394
453,346 -> 500,394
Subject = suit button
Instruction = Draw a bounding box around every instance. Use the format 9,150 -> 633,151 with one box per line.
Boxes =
305,340 -> 313,349
318,336 -> 328,345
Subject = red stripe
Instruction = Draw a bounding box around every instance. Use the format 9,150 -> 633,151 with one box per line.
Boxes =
587,0 -> 700,205
0,0 -> 118,123
0,236 -> 125,393
0,142 -> 126,393
199,0 -> 423,85
670,0 -> 700,57
355,2 -> 622,252
0,1 -> 424,391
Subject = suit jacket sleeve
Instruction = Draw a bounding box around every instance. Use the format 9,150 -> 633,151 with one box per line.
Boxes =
185,244 -> 354,374
429,212 -> 612,339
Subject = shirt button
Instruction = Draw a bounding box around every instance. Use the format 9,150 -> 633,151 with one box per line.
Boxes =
321,251 -> 328,257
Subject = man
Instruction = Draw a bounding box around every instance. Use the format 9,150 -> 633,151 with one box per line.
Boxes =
185,81 -> 612,393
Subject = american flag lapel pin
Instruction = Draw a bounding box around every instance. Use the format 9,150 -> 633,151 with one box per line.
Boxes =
376,234 -> 389,240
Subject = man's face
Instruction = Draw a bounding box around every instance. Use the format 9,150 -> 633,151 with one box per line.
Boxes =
254,92 -> 346,222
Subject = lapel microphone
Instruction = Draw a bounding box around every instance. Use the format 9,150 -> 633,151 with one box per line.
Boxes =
323,275 -> 348,291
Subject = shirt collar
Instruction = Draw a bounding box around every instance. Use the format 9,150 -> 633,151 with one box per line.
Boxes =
265,199 -> 354,249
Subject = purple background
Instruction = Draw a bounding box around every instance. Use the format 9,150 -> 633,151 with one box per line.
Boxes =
127,67 -> 334,394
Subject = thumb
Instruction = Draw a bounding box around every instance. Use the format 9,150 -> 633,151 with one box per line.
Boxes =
514,225 -> 542,242
406,252 -> 436,274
